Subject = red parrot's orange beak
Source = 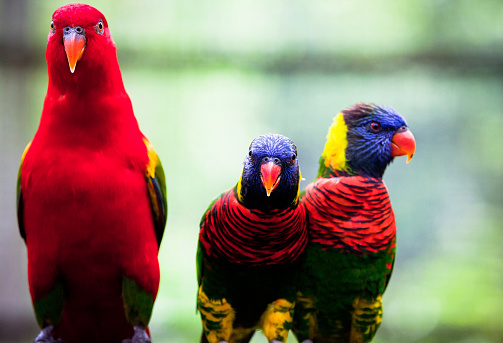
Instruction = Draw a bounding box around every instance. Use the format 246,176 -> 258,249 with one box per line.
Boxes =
391,128 -> 416,163
260,161 -> 281,197
63,30 -> 86,73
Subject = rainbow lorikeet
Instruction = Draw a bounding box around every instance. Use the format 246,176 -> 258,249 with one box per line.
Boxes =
292,104 -> 416,343
197,134 -> 308,343
16,4 -> 167,343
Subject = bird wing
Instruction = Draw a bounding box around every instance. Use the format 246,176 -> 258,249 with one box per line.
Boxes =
143,138 -> 167,249
16,142 -> 32,243
196,194 -> 222,287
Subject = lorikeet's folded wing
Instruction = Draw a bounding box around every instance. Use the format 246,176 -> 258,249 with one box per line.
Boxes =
196,194 -> 221,288
143,138 -> 167,248
16,142 -> 31,243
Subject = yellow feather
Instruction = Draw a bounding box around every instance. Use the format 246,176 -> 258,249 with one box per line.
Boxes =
321,113 -> 348,172
236,173 -> 244,202
143,138 -> 159,178
197,286 -> 235,343
21,141 -> 32,163
260,299 -> 295,342
350,295 -> 383,342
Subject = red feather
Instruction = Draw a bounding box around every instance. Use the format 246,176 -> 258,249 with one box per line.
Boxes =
199,189 -> 307,265
18,4 -> 163,342
302,176 -> 396,253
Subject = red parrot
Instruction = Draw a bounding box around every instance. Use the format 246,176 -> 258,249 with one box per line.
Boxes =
16,4 -> 167,343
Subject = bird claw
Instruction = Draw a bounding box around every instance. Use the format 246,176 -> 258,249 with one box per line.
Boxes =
122,326 -> 151,343
34,325 -> 64,343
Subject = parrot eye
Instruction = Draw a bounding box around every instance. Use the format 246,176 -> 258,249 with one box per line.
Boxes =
96,19 -> 104,34
248,150 -> 253,158
50,21 -> 55,32
370,122 -> 381,132
292,153 -> 296,161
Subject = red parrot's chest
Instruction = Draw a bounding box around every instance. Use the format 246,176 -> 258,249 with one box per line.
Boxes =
20,136 -> 153,265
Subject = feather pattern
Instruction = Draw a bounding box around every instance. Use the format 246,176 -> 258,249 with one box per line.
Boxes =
303,176 -> 396,254
143,137 -> 167,248
197,134 -> 307,343
293,103 -> 414,343
17,4 -> 166,342
199,188 -> 307,266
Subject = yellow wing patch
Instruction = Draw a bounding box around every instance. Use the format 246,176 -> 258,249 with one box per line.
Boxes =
21,141 -> 32,162
321,113 -> 348,172
142,137 -> 167,247
143,138 -> 159,179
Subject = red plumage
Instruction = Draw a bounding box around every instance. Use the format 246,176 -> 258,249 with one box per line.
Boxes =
302,176 -> 396,253
199,189 -> 307,266
18,4 -> 166,343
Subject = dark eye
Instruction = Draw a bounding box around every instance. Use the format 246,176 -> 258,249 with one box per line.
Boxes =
291,153 -> 296,161
96,20 -> 104,34
248,150 -> 252,158
370,122 -> 381,132
50,21 -> 55,31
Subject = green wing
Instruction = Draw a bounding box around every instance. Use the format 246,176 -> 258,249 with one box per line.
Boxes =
143,138 -> 167,248
196,193 -> 225,314
196,241 -> 204,287
17,142 -> 32,243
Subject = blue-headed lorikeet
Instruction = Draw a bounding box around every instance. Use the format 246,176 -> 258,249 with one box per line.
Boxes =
292,104 -> 415,343
16,4 -> 167,343
197,134 -> 308,343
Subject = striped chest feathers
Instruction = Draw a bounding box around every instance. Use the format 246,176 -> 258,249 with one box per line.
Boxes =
200,189 -> 308,266
302,176 -> 396,254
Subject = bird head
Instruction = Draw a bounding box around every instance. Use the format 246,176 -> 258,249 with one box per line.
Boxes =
237,134 -> 301,211
319,103 -> 416,178
46,4 -> 120,90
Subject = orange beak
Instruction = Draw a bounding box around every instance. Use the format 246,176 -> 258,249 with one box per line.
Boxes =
63,31 -> 86,73
391,129 -> 416,163
260,161 -> 281,197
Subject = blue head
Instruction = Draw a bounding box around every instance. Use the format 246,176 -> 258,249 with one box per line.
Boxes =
319,103 -> 416,178
237,134 -> 301,211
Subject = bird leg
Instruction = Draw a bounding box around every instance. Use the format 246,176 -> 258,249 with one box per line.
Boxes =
260,299 -> 295,343
198,286 -> 236,343
34,325 -> 64,343
292,291 -> 317,342
349,295 -> 383,343
122,326 -> 151,343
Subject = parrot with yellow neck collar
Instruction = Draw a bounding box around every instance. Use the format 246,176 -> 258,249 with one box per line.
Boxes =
292,103 -> 416,343
197,134 -> 308,343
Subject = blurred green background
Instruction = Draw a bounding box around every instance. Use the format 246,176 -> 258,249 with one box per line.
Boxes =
1,0 -> 503,342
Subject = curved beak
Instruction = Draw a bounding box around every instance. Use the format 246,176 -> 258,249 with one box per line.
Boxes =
391,128 -> 416,163
260,161 -> 281,197
63,29 -> 86,73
